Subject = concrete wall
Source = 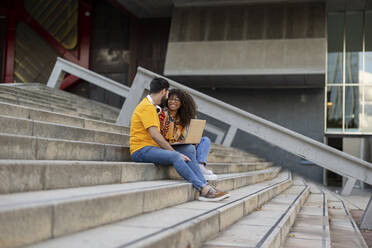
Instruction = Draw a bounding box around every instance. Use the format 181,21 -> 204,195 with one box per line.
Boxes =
201,87 -> 325,183
0,16 -> 4,82
164,2 -> 326,79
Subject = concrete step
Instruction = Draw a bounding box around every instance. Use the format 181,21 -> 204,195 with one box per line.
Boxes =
24,171 -> 292,248
0,89 -> 79,111
210,143 -> 250,154
0,168 -> 283,248
0,90 -> 116,122
0,101 -> 129,134
283,185 -> 331,248
207,153 -> 263,163
203,179 -> 310,248
0,160 -> 275,194
327,191 -> 368,248
0,133 -> 130,161
0,86 -> 73,105
209,146 -> 256,157
207,162 -> 272,174
0,161 -> 165,194
3,84 -> 120,118
0,85 -> 119,116
0,115 -> 129,145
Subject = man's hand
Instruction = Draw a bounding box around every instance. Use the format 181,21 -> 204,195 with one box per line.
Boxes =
179,153 -> 191,162
147,127 -> 192,162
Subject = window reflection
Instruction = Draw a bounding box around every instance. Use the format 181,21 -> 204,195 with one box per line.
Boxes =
327,87 -> 343,129
345,12 -> 363,84
365,11 -> 372,84
345,86 -> 360,129
328,53 -> 343,83
327,12 -> 344,84
326,11 -> 372,133
363,87 -> 372,131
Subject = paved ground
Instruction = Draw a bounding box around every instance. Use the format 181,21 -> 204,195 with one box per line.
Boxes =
326,187 -> 372,210
351,210 -> 372,248
327,186 -> 372,247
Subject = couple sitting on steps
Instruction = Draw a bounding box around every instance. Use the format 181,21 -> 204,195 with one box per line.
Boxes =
129,77 -> 230,202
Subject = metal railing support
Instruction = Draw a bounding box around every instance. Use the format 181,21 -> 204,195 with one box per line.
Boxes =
341,177 -> 357,195
116,72 -> 148,126
205,123 -> 225,144
47,57 -> 130,98
222,126 -> 238,146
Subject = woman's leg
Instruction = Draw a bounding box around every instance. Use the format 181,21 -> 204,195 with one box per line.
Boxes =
196,136 -> 211,164
131,146 -> 206,191
173,144 -> 207,185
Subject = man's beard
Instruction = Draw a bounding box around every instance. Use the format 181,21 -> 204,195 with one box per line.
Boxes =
160,95 -> 168,107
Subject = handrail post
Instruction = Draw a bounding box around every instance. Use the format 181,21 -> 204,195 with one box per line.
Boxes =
360,196 -> 372,229
116,72 -> 148,126
205,123 -> 225,144
47,62 -> 66,89
222,126 -> 238,146
341,177 -> 357,195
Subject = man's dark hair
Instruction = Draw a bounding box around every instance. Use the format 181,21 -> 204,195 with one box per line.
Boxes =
149,77 -> 169,94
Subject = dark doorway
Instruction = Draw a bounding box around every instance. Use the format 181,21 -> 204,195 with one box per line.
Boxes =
326,137 -> 343,186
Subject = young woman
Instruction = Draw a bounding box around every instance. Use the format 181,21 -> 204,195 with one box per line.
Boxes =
158,89 -> 217,180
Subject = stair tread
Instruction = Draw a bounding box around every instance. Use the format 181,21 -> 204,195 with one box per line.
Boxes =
0,167 -> 280,210
26,172 -> 291,248
0,132 -> 129,146
283,184 -> 330,248
0,114 -> 128,136
0,101 -> 128,133
203,184 -> 309,248
0,180 -> 188,210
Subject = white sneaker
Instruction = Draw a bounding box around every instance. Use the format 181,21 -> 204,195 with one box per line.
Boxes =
198,163 -> 218,180
204,174 -> 218,180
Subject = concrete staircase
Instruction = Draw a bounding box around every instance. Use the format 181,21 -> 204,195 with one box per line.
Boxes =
0,84 -> 367,248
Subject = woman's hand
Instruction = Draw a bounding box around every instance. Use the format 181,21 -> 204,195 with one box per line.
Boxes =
179,153 -> 191,162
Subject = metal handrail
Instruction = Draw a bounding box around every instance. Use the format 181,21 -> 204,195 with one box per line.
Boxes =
118,66 -> 372,186
47,57 -> 131,98
47,57 -> 372,187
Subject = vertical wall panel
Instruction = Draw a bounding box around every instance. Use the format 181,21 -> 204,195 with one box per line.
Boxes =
286,4 -> 307,38
307,2 -> 326,38
245,5 -> 265,39
226,6 -> 245,40
0,16 -> 5,82
207,7 -> 227,41
265,4 -> 285,39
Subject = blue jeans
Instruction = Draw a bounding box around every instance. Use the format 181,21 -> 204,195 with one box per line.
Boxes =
131,145 -> 207,191
196,136 -> 211,164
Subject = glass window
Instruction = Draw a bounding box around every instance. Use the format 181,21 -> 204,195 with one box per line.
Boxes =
365,11 -> 372,84
327,13 -> 344,84
345,86 -> 361,130
345,12 -> 363,84
362,87 -> 372,131
327,86 -> 343,129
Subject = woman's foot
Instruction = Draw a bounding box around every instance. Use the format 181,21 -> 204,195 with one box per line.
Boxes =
199,185 -> 230,202
198,163 -> 218,180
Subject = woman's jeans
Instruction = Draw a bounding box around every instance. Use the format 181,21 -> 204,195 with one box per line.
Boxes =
196,136 -> 211,165
131,145 -> 207,191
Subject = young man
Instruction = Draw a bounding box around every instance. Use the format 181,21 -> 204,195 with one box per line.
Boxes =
130,77 -> 229,201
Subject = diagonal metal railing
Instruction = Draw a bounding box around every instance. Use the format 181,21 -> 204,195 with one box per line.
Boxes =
47,57 -> 372,190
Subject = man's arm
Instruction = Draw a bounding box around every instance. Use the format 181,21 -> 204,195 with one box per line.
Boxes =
147,126 -> 190,161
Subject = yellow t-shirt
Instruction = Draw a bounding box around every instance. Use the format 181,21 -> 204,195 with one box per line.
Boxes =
129,97 -> 160,154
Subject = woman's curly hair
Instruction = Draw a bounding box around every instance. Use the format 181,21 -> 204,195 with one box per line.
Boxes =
166,89 -> 197,127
